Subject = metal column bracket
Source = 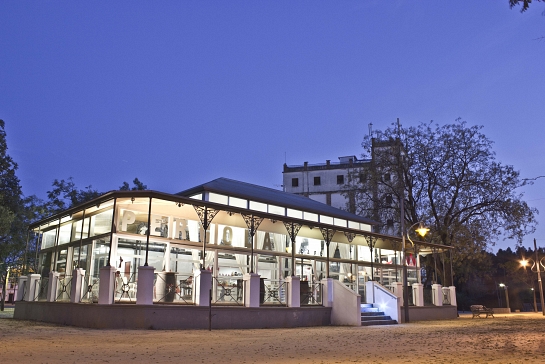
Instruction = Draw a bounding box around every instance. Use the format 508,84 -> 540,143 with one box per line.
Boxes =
320,228 -> 336,278
363,235 -> 377,280
193,206 -> 219,269
283,221 -> 302,276
241,214 -> 264,273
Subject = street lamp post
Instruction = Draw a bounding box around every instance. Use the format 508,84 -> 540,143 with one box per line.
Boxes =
402,220 -> 429,323
520,238 -> 545,316
532,286 -> 538,313
521,255 -> 538,312
499,283 -> 510,311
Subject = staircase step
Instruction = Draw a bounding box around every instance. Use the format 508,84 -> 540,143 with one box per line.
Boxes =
361,303 -> 374,308
361,312 -> 384,317
361,319 -> 397,326
361,307 -> 380,313
361,314 -> 392,321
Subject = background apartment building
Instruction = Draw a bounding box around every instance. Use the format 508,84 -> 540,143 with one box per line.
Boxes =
283,138 -> 403,236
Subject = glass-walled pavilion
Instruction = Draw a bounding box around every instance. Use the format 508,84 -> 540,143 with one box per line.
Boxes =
29,178 -> 450,305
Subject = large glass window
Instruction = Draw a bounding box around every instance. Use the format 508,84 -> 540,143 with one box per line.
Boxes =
148,242 -> 167,272
117,197 -> 151,235
170,246 -> 200,275
71,217 -> 90,242
72,244 -> 90,271
42,229 -> 57,249
55,248 -> 69,273
58,223 -> 72,245
39,251 -> 52,277
295,237 -> 324,257
90,209 -> 113,236
218,224 -> 249,248
91,239 -> 110,279
256,231 -> 288,281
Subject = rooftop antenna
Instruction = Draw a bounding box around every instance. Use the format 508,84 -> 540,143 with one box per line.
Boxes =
368,123 -> 373,136
284,151 -> 286,164
397,118 -> 401,135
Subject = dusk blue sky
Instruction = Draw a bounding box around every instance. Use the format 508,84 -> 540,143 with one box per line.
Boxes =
1,2 -> 544,252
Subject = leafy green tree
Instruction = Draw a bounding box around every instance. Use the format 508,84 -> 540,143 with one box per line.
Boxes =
46,176 -> 147,214
119,178 -> 147,191
0,120 -> 25,310
344,119 -> 536,286
46,178 -> 101,213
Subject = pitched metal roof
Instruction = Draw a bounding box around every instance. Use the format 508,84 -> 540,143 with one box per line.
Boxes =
177,177 -> 377,226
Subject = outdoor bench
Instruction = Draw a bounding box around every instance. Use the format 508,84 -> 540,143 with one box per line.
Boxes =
470,305 -> 494,318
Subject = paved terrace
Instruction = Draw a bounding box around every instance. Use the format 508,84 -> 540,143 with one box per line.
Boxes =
1,310 -> 544,363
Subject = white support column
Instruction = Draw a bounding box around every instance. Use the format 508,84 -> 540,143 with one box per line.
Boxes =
365,281 -> 375,304
136,266 -> 155,305
47,271 -> 60,302
321,278 -> 333,307
26,274 -> 41,301
70,268 -> 85,303
392,282 -> 403,303
243,273 -> 260,307
413,283 -> 424,306
194,269 -> 211,306
416,252 -> 422,284
16,276 -> 28,301
432,283 -> 443,306
98,266 -> 116,305
285,276 -> 300,308
448,286 -> 457,307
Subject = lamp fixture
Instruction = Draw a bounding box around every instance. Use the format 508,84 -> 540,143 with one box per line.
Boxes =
415,222 -> 430,237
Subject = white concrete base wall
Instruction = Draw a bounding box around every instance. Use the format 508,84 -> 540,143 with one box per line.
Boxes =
194,269 -> 211,306
70,268 -> 85,303
98,266 -> 116,305
243,273 -> 260,307
14,302 -> 332,330
322,278 -> 361,326
366,281 -> 400,323
413,283 -> 424,306
16,276 -> 27,301
47,272 -> 60,302
432,284 -> 443,306
392,282 -> 403,303
26,274 -> 40,302
400,305 -> 458,321
286,276 -> 300,308
136,266 -> 155,305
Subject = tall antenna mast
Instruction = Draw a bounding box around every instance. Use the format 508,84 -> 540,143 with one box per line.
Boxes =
368,123 -> 373,137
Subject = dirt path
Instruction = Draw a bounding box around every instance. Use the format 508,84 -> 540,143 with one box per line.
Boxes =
1,312 -> 544,363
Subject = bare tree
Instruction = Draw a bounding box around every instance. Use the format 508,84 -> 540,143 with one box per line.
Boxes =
344,119 -> 537,286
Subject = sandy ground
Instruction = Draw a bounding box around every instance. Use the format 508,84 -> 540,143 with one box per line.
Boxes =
1,310 -> 545,363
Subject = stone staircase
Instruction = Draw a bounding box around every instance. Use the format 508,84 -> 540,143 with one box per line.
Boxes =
360,303 -> 397,326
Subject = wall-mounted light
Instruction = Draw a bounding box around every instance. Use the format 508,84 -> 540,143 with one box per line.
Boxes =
176,202 -> 183,207
131,197 -> 135,204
